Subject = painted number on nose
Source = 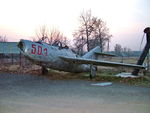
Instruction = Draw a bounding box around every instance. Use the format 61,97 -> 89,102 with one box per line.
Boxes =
31,44 -> 48,56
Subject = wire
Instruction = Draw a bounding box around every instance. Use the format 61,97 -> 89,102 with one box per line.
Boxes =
140,33 -> 145,51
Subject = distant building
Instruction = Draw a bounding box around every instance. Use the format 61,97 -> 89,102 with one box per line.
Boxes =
0,42 -> 22,65
0,42 -> 20,54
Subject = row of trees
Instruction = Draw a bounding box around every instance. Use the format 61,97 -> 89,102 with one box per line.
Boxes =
0,34 -> 134,58
35,10 -> 112,55
2,10 -> 128,57
114,44 -> 132,57
0,35 -> 7,42
0,10 -> 139,58
0,9 -> 132,57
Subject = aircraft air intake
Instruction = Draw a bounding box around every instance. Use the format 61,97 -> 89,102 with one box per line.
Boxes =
18,40 -> 25,52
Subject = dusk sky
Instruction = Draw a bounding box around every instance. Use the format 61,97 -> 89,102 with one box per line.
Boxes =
0,0 -> 149,50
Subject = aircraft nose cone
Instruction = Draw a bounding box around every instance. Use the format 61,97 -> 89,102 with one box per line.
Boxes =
18,40 -> 25,52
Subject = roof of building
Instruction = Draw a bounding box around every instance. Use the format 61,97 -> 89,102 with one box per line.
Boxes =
0,42 -> 20,54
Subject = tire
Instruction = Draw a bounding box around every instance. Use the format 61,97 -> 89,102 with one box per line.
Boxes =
42,66 -> 48,75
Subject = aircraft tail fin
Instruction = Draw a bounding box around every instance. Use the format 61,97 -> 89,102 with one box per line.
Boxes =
82,46 -> 101,59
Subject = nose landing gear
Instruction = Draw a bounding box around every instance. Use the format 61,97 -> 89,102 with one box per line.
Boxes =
42,66 -> 48,75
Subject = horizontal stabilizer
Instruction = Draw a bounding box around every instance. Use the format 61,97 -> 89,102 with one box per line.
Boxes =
94,52 -> 116,57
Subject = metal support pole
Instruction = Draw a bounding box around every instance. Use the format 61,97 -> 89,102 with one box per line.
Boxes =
132,27 -> 150,75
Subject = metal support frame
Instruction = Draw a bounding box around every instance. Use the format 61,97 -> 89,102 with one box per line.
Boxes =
132,27 -> 150,75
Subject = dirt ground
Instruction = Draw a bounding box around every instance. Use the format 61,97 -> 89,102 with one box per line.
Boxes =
0,73 -> 150,113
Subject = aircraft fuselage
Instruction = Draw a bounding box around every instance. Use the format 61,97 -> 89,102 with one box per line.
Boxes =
18,40 -> 90,73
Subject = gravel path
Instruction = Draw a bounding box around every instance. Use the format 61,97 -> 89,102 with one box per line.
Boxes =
0,73 -> 150,113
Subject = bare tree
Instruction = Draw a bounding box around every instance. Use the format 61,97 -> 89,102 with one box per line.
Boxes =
73,10 -> 95,52
80,10 -> 95,51
48,28 -> 68,45
114,44 -> 122,56
90,18 -> 112,52
0,35 -> 7,42
73,10 -> 112,53
73,32 -> 86,55
107,38 -> 111,52
35,25 -> 68,45
36,25 -> 49,42
122,47 -> 132,57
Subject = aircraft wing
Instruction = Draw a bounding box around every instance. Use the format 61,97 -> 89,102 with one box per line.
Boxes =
60,56 -> 145,69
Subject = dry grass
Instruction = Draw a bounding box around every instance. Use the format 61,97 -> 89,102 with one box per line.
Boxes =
0,64 -> 87,80
0,64 -> 40,74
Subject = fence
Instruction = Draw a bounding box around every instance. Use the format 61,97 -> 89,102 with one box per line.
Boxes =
0,42 -> 30,66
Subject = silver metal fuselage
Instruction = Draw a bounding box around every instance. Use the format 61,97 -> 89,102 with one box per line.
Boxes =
19,39 -> 90,73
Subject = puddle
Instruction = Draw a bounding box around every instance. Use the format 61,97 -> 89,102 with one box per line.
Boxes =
91,82 -> 112,86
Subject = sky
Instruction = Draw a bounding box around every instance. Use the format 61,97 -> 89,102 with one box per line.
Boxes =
0,0 -> 149,50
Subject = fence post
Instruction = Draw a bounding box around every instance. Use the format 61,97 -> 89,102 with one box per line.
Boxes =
11,53 -> 14,65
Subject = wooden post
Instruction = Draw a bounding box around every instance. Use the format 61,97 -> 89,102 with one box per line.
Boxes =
19,52 -> 22,67
11,53 -> 14,65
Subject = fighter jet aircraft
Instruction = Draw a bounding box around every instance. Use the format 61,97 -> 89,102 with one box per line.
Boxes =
18,39 -> 145,78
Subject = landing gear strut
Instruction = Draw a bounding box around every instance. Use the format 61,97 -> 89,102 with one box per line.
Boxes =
42,66 -> 48,75
90,65 -> 97,79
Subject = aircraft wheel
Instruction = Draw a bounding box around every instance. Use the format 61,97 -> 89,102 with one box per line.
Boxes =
42,66 -> 48,75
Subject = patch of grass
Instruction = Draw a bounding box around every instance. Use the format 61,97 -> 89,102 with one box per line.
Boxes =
47,69 -> 150,87
43,69 -> 89,80
93,72 -> 150,87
